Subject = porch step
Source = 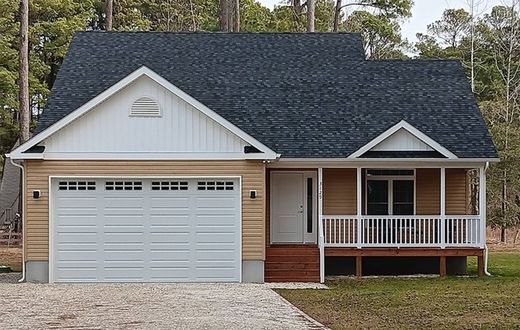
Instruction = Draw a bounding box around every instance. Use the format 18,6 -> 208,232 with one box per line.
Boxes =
265,245 -> 320,282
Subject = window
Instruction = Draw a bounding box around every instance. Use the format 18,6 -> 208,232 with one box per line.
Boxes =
365,169 -> 414,216
151,181 -> 188,191
105,181 -> 142,191
392,180 -> 414,215
58,181 -> 96,191
367,180 -> 389,215
306,178 -> 313,233
197,181 -> 234,191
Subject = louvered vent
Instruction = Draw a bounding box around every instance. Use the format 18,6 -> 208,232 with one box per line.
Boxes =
130,97 -> 161,117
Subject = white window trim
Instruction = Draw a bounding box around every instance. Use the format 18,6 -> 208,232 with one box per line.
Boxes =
348,120 -> 458,159
11,66 -> 279,160
364,169 -> 416,216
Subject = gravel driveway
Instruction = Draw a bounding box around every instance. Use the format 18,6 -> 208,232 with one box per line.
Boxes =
0,274 -> 326,329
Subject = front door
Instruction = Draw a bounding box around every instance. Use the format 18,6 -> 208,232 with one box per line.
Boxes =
270,172 -> 316,243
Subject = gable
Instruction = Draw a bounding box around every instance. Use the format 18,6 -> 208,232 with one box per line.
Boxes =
11,67 -> 278,160
371,128 -> 433,152
349,120 -> 458,159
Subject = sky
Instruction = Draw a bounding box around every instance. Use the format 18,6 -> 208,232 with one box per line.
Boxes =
258,0 -> 505,43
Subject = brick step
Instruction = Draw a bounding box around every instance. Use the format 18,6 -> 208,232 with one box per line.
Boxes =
266,250 -> 319,256
265,262 -> 320,271
265,255 -> 319,263
265,276 -> 321,283
265,269 -> 319,277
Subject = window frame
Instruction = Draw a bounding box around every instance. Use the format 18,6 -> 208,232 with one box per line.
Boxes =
364,169 -> 416,216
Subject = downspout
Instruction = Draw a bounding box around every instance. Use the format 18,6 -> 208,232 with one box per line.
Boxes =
484,161 -> 491,276
8,155 -> 26,282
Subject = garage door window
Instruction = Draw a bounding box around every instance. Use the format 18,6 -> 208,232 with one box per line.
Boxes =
105,181 -> 143,191
151,181 -> 188,191
197,181 -> 234,191
58,181 -> 96,191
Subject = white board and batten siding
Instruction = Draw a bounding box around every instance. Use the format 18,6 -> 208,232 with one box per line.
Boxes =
50,177 -> 241,283
42,76 -> 249,158
371,128 -> 433,152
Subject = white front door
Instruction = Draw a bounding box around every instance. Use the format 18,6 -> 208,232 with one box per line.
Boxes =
271,172 -> 317,244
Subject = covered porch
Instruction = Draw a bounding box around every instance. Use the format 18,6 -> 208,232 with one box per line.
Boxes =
266,164 -> 487,282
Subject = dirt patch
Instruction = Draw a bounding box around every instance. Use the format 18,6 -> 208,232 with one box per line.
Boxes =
0,247 -> 22,272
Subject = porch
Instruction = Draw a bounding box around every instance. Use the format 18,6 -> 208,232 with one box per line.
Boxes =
265,165 -> 487,282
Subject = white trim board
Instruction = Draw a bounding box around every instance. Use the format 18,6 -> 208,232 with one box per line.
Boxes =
11,66 -> 279,161
348,120 -> 458,159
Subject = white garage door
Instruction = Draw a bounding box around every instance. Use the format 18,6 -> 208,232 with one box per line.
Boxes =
50,178 -> 241,283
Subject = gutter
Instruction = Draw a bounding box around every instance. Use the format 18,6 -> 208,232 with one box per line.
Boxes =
7,154 -> 25,283
484,161 -> 492,276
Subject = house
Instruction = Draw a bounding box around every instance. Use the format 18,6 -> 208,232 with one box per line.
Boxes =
8,32 -> 498,283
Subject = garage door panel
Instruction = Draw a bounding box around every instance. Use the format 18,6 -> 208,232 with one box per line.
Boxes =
195,267 -> 236,280
57,224 -> 98,233
57,268 -> 98,281
150,250 -> 191,260
149,216 -> 190,226
56,232 -> 97,243
103,224 -> 145,233
196,248 -> 236,259
196,232 -> 236,243
57,251 -> 98,261
149,232 -> 190,243
52,177 -> 240,283
196,216 -> 237,226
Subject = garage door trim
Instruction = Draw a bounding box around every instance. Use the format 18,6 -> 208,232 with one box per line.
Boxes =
48,175 -> 243,283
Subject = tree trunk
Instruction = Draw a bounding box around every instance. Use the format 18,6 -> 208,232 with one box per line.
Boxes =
333,0 -> 342,32
233,0 -> 240,32
220,0 -> 230,31
501,226 -> 507,243
18,0 -> 30,144
307,0 -> 315,32
105,0 -> 113,31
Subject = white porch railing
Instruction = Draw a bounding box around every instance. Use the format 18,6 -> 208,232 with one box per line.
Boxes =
321,215 -> 483,248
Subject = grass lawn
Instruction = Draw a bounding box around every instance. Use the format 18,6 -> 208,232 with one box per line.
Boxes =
276,252 -> 520,329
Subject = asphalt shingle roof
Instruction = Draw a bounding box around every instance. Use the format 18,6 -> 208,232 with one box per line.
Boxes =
35,32 -> 498,159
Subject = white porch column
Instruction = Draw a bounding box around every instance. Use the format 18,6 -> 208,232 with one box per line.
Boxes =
440,167 -> 446,248
356,167 -> 362,249
318,167 -> 325,283
479,166 -> 487,248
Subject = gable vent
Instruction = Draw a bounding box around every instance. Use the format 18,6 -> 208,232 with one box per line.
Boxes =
130,97 -> 161,117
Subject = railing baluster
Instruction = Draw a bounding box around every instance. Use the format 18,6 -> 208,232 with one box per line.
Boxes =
328,218 -> 331,245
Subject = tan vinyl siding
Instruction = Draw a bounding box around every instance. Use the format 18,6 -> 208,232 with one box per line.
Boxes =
24,160 -> 266,261
446,168 -> 468,215
323,168 -> 357,215
415,168 -> 468,215
416,168 -> 440,215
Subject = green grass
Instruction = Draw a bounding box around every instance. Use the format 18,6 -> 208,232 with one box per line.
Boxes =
276,252 -> 520,330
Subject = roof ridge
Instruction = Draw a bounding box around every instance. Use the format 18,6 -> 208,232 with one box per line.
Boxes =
76,31 -> 362,36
